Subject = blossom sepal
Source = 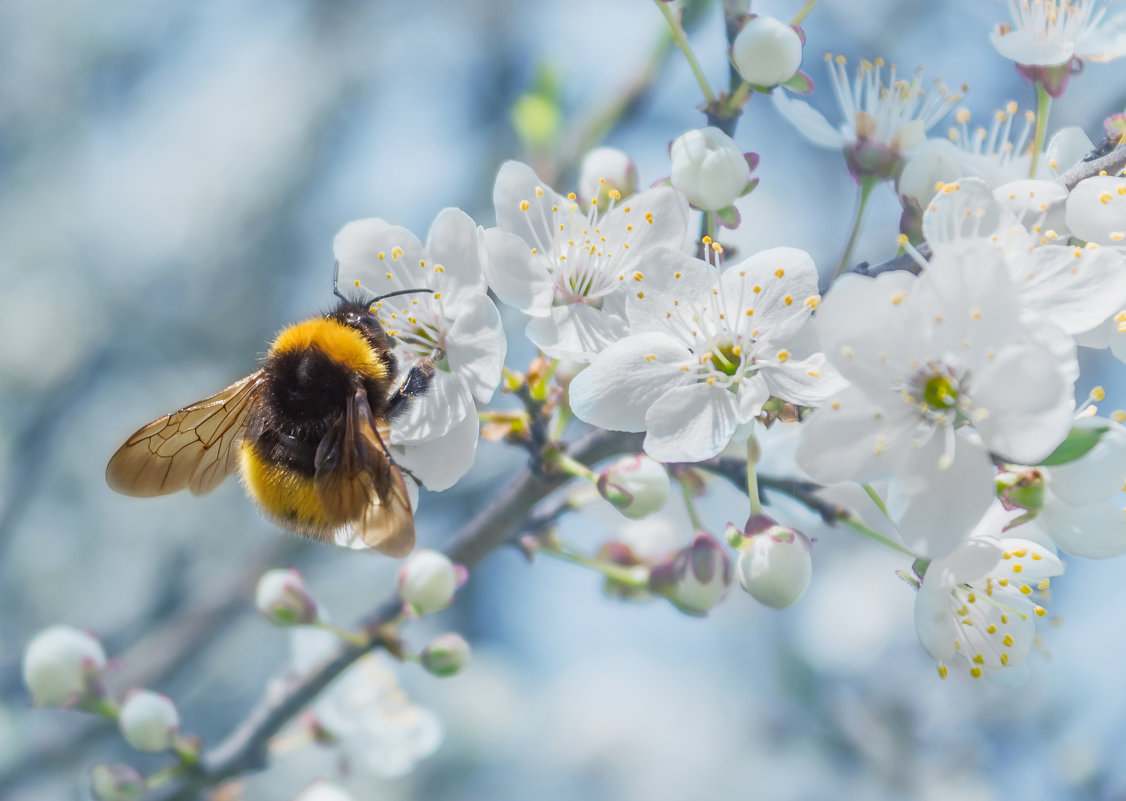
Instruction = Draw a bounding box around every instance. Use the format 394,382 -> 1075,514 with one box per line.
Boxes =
1038,423 -> 1111,466
779,70 -> 814,94
1015,62 -> 1076,97
648,532 -> 732,616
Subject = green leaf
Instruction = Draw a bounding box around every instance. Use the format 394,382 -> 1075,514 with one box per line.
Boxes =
1038,425 -> 1109,466
781,70 -> 814,95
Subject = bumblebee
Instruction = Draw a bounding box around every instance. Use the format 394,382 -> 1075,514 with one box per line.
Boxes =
106,286 -> 434,557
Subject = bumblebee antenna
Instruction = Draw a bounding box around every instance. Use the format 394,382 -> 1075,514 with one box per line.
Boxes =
332,261 -> 435,306
369,287 -> 435,304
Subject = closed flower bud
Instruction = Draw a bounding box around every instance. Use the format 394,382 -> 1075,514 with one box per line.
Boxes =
398,550 -> 466,615
22,625 -> 108,708
255,569 -> 320,627
420,633 -> 472,677
649,533 -> 732,616
669,127 -> 753,211
596,455 -> 670,519
119,690 -> 180,752
90,764 -> 145,801
731,15 -> 803,88
735,517 -> 812,609
578,146 -> 638,208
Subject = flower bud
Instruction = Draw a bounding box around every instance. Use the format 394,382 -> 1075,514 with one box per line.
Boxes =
22,625 -> 108,708
420,633 -> 471,677
735,518 -> 812,609
90,764 -> 145,801
398,549 -> 466,615
669,127 -> 753,211
649,533 -> 732,616
596,455 -> 670,519
119,690 -> 180,752
578,147 -> 638,208
255,569 -> 320,627
731,15 -> 803,88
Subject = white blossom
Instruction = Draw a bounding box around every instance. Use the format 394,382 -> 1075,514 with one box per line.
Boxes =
119,690 -> 180,752
1065,174 -> 1126,245
255,569 -> 319,627
420,633 -> 471,677
90,764 -> 145,801
334,209 -> 506,490
669,127 -> 754,212
1020,416 -> 1126,557
991,0 -> 1126,66
596,455 -> 671,519
570,245 -> 842,462
914,503 -> 1063,679
397,549 -> 465,615
484,160 -> 690,361
294,782 -> 357,801
921,178 -> 1126,336
578,146 -> 638,208
732,517 -> 813,609
731,15 -> 804,88
797,244 -> 1077,557
773,53 -> 962,180
291,628 -> 443,779
22,625 -> 108,708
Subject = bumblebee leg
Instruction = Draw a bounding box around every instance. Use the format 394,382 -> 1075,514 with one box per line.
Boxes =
387,360 -> 435,419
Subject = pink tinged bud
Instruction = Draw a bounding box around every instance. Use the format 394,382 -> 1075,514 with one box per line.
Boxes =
669,127 -> 753,211
649,533 -> 732,616
736,524 -> 813,609
420,633 -> 472,677
731,15 -> 803,88
90,764 -> 145,801
255,569 -> 320,627
22,625 -> 108,708
397,549 -> 465,615
578,146 -> 639,206
119,690 -> 180,752
596,456 -> 671,519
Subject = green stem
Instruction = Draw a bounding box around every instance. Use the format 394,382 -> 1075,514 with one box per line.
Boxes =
833,178 -> 876,279
862,483 -> 891,520
726,81 -> 752,112
314,622 -> 370,649
1029,82 -> 1052,178
540,541 -> 650,588
654,0 -> 715,105
531,358 -> 560,400
679,479 -> 705,530
746,434 -> 762,516
548,450 -> 599,482
838,513 -> 919,559
791,0 -> 820,25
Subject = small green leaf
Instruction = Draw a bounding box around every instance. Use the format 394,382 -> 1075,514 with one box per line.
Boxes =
1038,425 -> 1109,466
781,70 -> 815,94
714,205 -> 741,229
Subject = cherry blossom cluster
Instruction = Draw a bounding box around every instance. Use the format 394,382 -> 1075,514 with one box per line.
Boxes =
21,1 -> 1126,797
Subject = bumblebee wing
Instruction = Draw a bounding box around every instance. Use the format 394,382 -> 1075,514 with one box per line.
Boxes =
314,386 -> 415,557
106,370 -> 267,498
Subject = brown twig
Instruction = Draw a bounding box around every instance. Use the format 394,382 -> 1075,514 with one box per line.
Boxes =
690,457 -> 847,524
146,428 -> 642,801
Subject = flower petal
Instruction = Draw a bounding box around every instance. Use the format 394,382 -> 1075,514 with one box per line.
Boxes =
334,219 -> 426,296
723,247 -> 819,343
1010,245 -> 1126,335
425,208 -> 486,294
446,293 -> 507,403
643,383 -> 739,462
493,160 -> 565,243
480,227 -> 553,316
1039,497 -> 1126,558
395,409 -> 479,491
391,369 -> 475,443
569,332 -> 693,432
1044,417 -> 1126,505
771,91 -> 848,149
525,302 -> 629,362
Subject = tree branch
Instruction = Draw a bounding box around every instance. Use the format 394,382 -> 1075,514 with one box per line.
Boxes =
146,428 -> 642,801
691,457 -> 847,524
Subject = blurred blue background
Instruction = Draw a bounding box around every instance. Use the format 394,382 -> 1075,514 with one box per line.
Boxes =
3,0 -> 1126,799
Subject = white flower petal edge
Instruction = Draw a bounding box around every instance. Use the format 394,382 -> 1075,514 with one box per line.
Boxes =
395,410 -> 479,492
569,333 -> 694,432
644,383 -> 740,462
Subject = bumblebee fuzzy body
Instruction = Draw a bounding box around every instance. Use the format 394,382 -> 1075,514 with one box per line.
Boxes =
107,301 -> 433,557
